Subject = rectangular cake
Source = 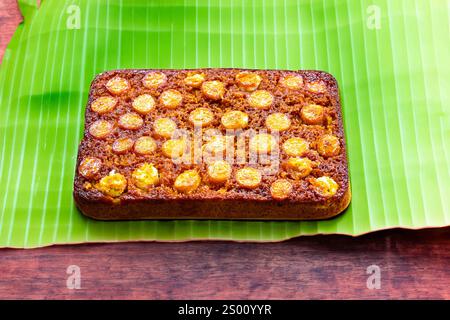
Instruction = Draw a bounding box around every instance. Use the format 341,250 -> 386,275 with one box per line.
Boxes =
73,68 -> 350,220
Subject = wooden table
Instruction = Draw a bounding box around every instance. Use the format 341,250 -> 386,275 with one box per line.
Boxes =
1,0 -> 449,300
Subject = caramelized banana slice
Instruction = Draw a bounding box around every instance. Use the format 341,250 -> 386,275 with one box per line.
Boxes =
184,73 -> 206,88
134,136 -> 157,155
96,171 -> 127,197
118,113 -> 144,130
153,118 -> 177,138
306,81 -> 327,93
106,76 -> 130,95
265,113 -> 291,131
207,160 -> 232,184
132,94 -> 156,115
112,137 -> 134,154
248,90 -> 273,109
270,179 -> 293,200
236,167 -> 262,189
235,72 -> 262,91
203,135 -> 228,155
174,170 -> 201,193
221,110 -> 249,129
301,104 -> 324,125
162,139 -> 186,159
189,108 -> 214,127
284,157 -> 313,179
202,80 -> 225,100
132,163 -> 159,190
249,133 -> 277,155
142,72 -> 167,89
159,89 -> 183,109
91,96 -> 118,114
317,134 -> 340,157
311,176 -> 338,197
89,120 -> 113,139
282,137 -> 309,157
78,157 -> 102,179
280,75 -> 303,90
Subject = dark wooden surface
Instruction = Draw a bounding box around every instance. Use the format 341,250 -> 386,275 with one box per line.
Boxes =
1,0 -> 449,300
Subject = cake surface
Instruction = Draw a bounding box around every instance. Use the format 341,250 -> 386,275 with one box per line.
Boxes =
73,68 -> 350,220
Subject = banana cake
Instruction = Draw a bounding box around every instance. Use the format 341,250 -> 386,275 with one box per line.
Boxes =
73,68 -> 351,220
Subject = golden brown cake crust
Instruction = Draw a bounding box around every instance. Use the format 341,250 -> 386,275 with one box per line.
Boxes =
74,69 -> 351,220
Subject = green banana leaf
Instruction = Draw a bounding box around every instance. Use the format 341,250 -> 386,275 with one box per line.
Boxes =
0,0 -> 449,248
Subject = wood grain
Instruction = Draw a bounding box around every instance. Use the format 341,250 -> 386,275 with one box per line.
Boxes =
0,0 -> 449,300
1,227 -> 449,299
